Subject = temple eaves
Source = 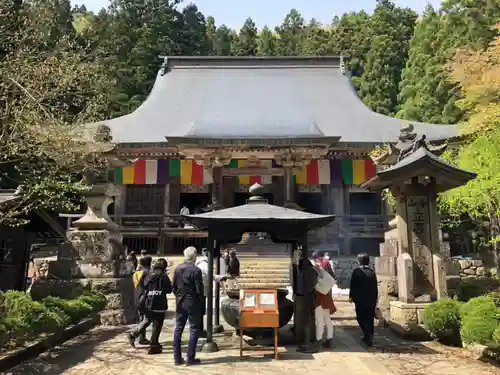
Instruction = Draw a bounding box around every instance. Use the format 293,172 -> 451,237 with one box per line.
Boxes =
91,56 -> 459,145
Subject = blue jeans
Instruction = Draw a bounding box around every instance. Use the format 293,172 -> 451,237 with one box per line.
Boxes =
172,307 -> 201,362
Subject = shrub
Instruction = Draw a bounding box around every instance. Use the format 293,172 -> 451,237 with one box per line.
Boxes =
489,291 -> 500,307
3,291 -> 65,338
78,292 -> 107,311
493,325 -> 500,345
460,298 -> 500,345
41,296 -> 92,325
455,279 -> 500,302
460,295 -> 494,319
422,299 -> 462,345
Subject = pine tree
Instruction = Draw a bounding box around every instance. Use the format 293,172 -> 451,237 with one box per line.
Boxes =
358,0 -> 417,115
328,11 -> 371,79
206,15 -> 216,55
232,17 -> 258,56
275,9 -> 305,55
300,19 -> 333,56
397,0 -> 499,124
257,26 -> 277,56
212,25 -> 233,55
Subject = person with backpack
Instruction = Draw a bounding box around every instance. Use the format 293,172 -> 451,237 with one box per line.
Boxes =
132,255 -> 153,344
128,258 -> 172,354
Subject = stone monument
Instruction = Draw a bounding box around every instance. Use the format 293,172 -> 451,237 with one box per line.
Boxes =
30,125 -> 137,325
362,125 -> 476,339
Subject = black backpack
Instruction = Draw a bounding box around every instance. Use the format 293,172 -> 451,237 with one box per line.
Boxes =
141,274 -> 167,311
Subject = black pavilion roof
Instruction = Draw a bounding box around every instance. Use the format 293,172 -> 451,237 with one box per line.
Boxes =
183,184 -> 335,242
94,56 -> 459,144
361,146 -> 477,192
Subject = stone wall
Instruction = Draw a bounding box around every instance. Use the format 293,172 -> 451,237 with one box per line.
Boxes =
454,259 -> 488,280
330,256 -> 374,288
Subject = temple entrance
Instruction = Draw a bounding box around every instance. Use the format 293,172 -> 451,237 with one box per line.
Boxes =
349,192 -> 381,215
234,192 -> 274,206
179,193 -> 210,214
297,193 -> 324,214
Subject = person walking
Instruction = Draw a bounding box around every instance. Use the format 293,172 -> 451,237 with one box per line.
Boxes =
349,253 -> 378,347
172,246 -> 204,366
312,254 -> 336,349
132,255 -> 153,344
128,259 -> 172,354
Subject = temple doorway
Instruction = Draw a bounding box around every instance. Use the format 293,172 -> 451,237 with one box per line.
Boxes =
179,193 -> 210,214
297,192 -> 324,214
349,192 -> 381,215
234,192 -> 274,206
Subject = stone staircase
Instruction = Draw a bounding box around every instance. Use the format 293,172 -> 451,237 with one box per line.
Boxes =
233,235 -> 291,289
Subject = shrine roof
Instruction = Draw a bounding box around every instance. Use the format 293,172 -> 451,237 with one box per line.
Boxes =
361,146 -> 477,192
184,184 -> 335,238
96,56 -> 459,144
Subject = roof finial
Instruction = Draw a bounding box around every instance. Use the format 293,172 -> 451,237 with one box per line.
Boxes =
248,183 -> 265,202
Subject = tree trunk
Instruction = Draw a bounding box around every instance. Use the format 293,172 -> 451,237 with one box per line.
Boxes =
488,211 -> 500,271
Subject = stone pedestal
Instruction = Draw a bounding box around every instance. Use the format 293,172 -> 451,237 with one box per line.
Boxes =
389,301 -> 431,340
59,182 -> 135,325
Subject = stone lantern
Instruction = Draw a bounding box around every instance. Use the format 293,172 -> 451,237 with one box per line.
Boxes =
361,124 -> 476,339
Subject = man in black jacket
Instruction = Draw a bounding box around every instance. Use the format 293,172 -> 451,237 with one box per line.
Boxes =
349,253 -> 378,347
128,258 -> 172,354
172,246 -> 204,366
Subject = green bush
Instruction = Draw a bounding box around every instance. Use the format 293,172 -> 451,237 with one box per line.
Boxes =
422,299 -> 462,345
0,290 -> 101,351
460,297 -> 500,345
41,296 -> 92,325
3,291 -> 66,338
493,325 -> 500,345
455,279 -> 500,302
489,291 -> 500,307
460,295 -> 494,319
78,292 -> 107,311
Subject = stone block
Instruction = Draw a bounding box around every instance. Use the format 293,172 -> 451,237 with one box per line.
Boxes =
47,260 -> 79,279
458,260 -> 472,269
397,253 -> 414,303
389,300 -> 431,340
432,254 -> 447,299
374,256 -> 397,276
463,269 -> 476,275
446,275 -> 461,290
29,279 -> 83,301
380,238 -> 399,257
472,260 -> 483,267
476,267 -> 486,276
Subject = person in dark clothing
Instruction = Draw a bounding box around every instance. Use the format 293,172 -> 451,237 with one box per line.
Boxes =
172,246 -> 204,366
290,248 -> 319,353
349,253 -> 378,347
128,258 -> 172,354
227,250 -> 240,277
133,255 -> 153,344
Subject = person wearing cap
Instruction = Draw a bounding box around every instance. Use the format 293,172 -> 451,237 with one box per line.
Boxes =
133,255 -> 153,344
128,258 -> 172,354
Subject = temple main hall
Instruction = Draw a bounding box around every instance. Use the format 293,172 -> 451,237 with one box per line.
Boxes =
74,56 -> 458,267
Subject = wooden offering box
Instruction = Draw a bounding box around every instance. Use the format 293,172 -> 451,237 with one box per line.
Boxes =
239,289 -> 279,360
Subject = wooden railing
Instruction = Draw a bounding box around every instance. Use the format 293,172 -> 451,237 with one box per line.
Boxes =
60,213 -> 392,233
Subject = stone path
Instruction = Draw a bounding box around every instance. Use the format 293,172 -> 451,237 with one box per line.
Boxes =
5,302 -> 500,375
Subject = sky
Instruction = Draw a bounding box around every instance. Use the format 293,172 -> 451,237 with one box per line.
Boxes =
73,0 -> 442,29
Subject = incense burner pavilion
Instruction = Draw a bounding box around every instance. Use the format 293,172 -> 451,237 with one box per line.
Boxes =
78,56 -> 459,259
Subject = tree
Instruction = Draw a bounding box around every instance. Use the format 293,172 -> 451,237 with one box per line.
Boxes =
397,5 -> 462,123
398,0 -> 500,124
439,28 -> 500,266
257,26 -> 277,56
0,1 -> 114,222
299,19 -> 333,56
211,25 -> 233,55
358,0 -> 417,115
232,17 -> 258,56
275,9 -> 305,56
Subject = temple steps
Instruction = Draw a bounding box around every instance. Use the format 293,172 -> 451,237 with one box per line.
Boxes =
238,256 -> 290,289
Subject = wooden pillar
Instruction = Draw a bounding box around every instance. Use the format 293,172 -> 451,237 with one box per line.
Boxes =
283,166 -> 295,202
201,234 -> 219,353
168,177 -> 180,214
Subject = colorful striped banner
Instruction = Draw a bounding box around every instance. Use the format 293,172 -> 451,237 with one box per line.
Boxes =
339,159 -> 377,185
294,159 -> 376,185
114,159 -> 212,185
227,159 -> 273,185
113,158 -> 376,186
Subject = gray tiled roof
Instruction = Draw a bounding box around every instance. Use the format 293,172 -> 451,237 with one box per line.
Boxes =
99,56 -> 459,144
184,199 -> 336,232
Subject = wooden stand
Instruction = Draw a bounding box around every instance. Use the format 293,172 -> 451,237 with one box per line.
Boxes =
239,289 -> 279,360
